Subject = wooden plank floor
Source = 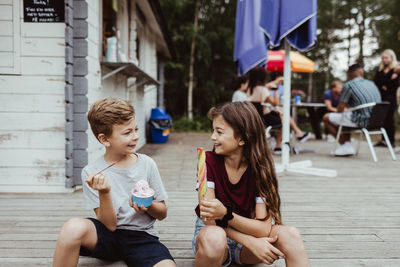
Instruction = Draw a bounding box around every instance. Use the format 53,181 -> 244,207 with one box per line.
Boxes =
0,132 -> 399,266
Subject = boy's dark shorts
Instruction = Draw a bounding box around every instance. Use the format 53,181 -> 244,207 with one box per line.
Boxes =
80,218 -> 174,267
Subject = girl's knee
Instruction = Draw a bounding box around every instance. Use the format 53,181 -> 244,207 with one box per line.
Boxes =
285,226 -> 302,241
196,227 -> 227,258
278,226 -> 304,249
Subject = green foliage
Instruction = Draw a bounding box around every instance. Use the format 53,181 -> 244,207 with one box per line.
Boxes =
305,0 -> 347,85
374,0 -> 400,56
160,0 -> 237,118
305,0 -> 390,99
160,0 -> 399,118
172,116 -> 211,132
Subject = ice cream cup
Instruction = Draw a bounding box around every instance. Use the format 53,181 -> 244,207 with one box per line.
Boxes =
131,191 -> 154,208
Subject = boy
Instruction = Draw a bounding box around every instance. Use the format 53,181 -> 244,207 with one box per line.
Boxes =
53,98 -> 175,267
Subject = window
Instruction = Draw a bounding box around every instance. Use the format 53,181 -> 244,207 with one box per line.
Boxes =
102,0 -> 117,61
102,0 -> 130,62
0,1 -> 20,74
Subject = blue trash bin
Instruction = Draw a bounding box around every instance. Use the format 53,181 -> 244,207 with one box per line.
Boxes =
149,107 -> 172,144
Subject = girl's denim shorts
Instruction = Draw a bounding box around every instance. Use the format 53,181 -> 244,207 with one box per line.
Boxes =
192,217 -> 244,266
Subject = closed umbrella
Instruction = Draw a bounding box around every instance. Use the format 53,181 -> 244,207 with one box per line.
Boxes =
260,0 -> 317,50
259,0 -> 336,177
234,0 -> 267,75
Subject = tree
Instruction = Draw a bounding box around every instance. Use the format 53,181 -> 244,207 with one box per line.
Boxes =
187,0 -> 200,120
161,0 -> 237,118
304,0 -> 347,98
345,0 -> 386,66
161,0 -> 396,117
374,0 -> 400,56
305,0 -> 388,99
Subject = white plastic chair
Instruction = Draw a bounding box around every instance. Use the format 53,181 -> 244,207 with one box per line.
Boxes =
334,102 -> 396,162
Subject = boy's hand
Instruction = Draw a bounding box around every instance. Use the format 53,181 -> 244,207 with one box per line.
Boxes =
86,173 -> 111,193
248,235 -> 285,265
129,195 -> 156,213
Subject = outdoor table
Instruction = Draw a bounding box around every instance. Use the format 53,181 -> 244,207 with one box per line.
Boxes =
291,102 -> 326,140
289,102 -> 326,154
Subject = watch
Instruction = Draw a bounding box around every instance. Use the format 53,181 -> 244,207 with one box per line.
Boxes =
216,203 -> 234,228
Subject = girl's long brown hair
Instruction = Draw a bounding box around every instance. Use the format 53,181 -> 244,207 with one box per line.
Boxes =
208,102 -> 282,224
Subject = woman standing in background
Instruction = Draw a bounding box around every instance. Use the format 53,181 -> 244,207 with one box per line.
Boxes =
373,49 -> 399,147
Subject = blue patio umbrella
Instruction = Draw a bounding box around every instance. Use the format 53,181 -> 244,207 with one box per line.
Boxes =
234,0 -> 317,74
260,0 -> 317,51
233,0 -> 267,75
259,0 -> 335,176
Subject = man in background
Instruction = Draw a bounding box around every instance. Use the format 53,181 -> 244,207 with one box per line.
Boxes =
323,64 -> 381,156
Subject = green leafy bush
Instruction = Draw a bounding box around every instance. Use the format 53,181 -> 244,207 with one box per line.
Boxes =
172,116 -> 211,132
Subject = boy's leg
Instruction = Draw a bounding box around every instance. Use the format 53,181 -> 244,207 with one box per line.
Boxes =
53,218 -> 97,267
119,230 -> 175,267
153,259 -> 176,267
323,113 -> 339,141
194,226 -> 229,267
239,225 -> 310,267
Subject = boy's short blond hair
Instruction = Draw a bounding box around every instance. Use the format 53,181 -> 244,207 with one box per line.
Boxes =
87,97 -> 135,140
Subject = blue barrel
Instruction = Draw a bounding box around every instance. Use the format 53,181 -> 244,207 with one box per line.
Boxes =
151,128 -> 170,143
149,107 -> 172,144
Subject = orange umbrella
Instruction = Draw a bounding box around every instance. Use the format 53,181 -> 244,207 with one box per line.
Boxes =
266,50 -> 315,73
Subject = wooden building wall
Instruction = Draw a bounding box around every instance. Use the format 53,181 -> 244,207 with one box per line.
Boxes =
0,1 -> 68,192
0,0 -> 166,192
87,0 -> 161,164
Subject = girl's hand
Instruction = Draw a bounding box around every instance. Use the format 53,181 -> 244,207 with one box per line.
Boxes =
391,73 -> 398,80
248,235 -> 285,265
199,198 -> 227,220
129,195 -> 156,213
86,173 -> 110,193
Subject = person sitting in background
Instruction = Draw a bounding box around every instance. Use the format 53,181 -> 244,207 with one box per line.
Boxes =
231,75 -> 248,102
265,72 -> 312,144
247,67 -> 311,155
266,73 -> 284,99
323,80 -> 343,113
247,67 -> 283,154
323,63 -> 381,156
311,81 -> 343,140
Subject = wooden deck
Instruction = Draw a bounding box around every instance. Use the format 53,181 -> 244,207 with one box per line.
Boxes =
0,132 -> 399,267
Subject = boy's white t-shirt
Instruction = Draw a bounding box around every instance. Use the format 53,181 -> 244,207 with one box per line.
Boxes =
81,153 -> 168,237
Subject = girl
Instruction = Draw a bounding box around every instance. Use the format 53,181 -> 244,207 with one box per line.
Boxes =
231,75 -> 248,102
247,67 -> 311,154
373,49 -> 399,147
192,102 -> 310,267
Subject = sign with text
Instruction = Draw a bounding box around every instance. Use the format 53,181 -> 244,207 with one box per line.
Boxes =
23,0 -> 65,23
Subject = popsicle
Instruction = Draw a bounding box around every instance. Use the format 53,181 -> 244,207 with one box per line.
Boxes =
197,147 -> 207,197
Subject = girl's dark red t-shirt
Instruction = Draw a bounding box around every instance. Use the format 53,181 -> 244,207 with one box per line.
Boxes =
195,151 -> 257,218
